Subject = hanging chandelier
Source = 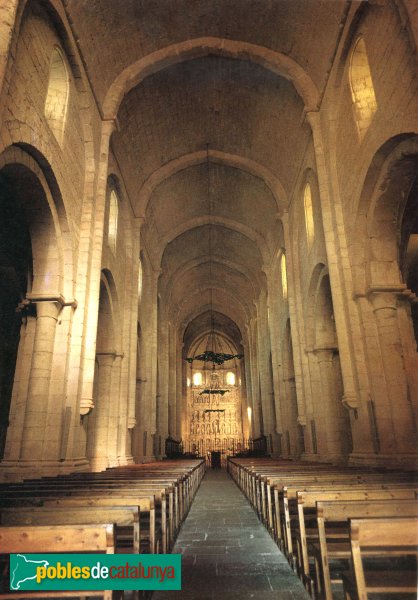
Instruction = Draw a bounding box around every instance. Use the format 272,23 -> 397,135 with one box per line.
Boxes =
186,350 -> 243,366
186,144 -> 244,368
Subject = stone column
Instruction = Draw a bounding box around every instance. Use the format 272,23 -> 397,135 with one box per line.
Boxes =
307,112 -> 361,412
124,417 -> 136,465
247,320 -> 261,438
157,312 -> 169,456
2,312 -> 36,463
397,291 -> 418,427
79,119 -> 115,417
368,289 -> 416,454
304,348 -> 324,457
242,335 -> 253,440
108,353 -> 122,467
256,292 -> 277,453
20,300 -> 61,462
264,289 -> 285,445
282,375 -> 299,456
175,340 -> 184,440
126,218 -> 142,449
89,352 -> 114,471
280,211 -> 309,422
117,352 -> 135,465
168,322 -> 177,438
314,348 -> 347,462
135,265 -> 159,462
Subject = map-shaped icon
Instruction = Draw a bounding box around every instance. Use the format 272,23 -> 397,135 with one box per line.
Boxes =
10,554 -> 50,590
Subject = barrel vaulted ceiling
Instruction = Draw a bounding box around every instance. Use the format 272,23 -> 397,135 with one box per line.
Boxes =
64,0 -> 349,344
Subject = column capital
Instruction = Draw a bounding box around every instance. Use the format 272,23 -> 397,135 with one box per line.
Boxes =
80,397 -> 94,416
101,118 -> 118,137
342,393 -> 360,410
357,285 -> 408,311
96,351 -> 117,366
312,346 -> 337,361
276,208 -> 289,222
26,293 -> 77,309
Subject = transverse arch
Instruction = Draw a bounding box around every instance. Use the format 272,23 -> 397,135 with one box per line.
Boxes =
45,47 -> 69,145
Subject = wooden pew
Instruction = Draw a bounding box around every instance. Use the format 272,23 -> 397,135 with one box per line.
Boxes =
227,456 -> 418,593
1,480 -> 177,540
1,492 -> 163,555
0,524 -> 116,600
0,506 -> 141,553
0,487 -> 168,554
40,496 -> 160,554
50,497 -> 161,553
0,458 -> 205,555
269,474 -> 415,533
312,499 -> 418,600
289,488 -> 417,583
229,457 -> 415,530
0,458 -> 205,524
276,483 -> 416,558
342,517 -> 418,600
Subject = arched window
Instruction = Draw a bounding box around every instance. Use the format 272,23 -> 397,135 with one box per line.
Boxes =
226,371 -> 235,386
349,37 -> 377,140
138,258 -> 143,301
193,372 -> 202,386
304,183 -> 314,250
108,189 -> 119,254
44,47 -> 69,145
281,252 -> 288,300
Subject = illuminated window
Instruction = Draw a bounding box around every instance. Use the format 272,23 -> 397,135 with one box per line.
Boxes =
226,371 -> 235,386
304,183 -> 314,250
193,372 -> 202,386
281,252 -> 288,300
349,38 -> 377,140
138,259 -> 143,300
108,190 -> 119,254
187,377 -> 191,387
45,47 -> 69,145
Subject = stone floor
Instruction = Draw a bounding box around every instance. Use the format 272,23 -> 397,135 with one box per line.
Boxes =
152,468 -> 311,600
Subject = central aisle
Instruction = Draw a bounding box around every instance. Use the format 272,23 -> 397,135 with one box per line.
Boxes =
153,468 -> 310,599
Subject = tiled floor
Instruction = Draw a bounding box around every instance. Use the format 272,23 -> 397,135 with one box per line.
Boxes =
152,468 -> 311,599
